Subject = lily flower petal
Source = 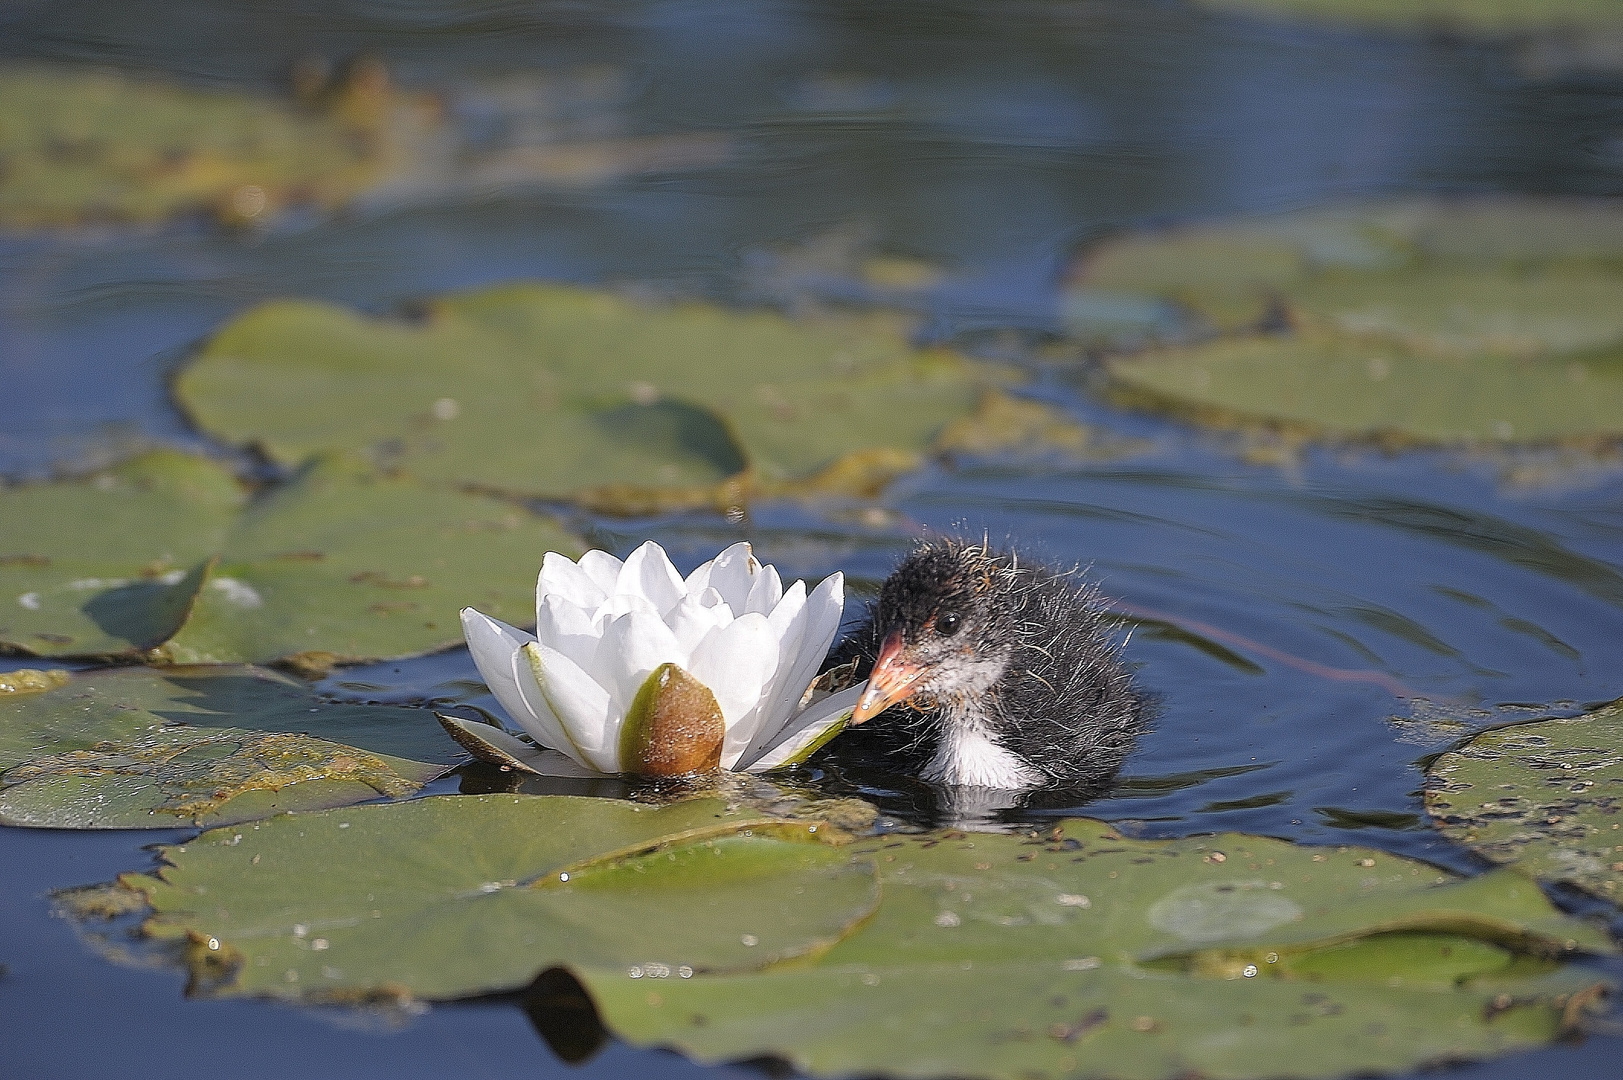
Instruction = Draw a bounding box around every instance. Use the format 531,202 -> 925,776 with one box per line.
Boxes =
539,551 -> 606,613
744,563 -> 784,616
742,682 -> 865,772
687,612 -> 781,766
577,549 -> 624,595
595,609 -> 687,720
747,572 -> 845,761
537,594 -> 602,671
705,541 -> 758,611
460,608 -> 538,730
616,540 -> 687,614
520,640 -> 619,771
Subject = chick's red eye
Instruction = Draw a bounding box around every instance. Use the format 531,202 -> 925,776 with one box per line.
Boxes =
935,611 -> 962,636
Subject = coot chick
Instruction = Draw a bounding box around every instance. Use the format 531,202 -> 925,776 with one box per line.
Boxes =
834,538 -> 1144,790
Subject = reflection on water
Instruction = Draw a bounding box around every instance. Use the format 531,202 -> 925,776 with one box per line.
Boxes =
2,2 -> 1623,1079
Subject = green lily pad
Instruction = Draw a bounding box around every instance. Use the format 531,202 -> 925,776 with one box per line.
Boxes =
1107,332 -> 1623,445
175,284 -> 1019,508
1426,698 -> 1623,905
0,451 -> 241,658
105,795 -> 877,1001
1070,199 -> 1623,445
158,454 -> 583,669
0,63 -> 402,228
1,450 -> 583,667
0,665 -> 460,829
581,822 -> 1612,1080
1195,1 -> 1623,35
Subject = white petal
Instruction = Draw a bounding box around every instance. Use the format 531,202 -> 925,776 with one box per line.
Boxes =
596,610 -> 687,720
519,640 -> 618,772
683,555 -> 716,596
687,612 -> 781,766
578,549 -> 624,594
539,551 -> 606,613
615,540 -> 687,613
744,564 -> 783,616
705,542 -> 757,611
665,593 -> 727,658
591,591 -> 664,625
460,608 -> 538,733
739,582 -> 810,763
742,682 -> 865,772
536,594 -> 602,671
744,572 -> 844,763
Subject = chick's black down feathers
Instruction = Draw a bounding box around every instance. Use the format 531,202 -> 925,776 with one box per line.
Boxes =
830,539 -> 1145,791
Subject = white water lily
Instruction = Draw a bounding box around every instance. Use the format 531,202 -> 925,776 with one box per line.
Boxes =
460,541 -> 862,775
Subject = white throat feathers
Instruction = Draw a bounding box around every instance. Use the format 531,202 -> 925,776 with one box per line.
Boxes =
921,699 -> 1044,789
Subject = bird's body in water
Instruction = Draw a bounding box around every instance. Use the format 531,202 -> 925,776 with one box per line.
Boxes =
832,539 -> 1144,792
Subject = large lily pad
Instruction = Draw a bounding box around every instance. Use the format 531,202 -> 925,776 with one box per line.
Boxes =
105,795 -> 877,1000
1067,199 -> 1623,445
581,822 -> 1612,1080
175,284 -> 1030,508
1,450 -> 583,667
0,665 -> 460,829
1426,698 -> 1623,905
0,63 -> 402,228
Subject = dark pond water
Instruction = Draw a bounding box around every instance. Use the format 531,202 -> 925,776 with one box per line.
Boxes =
4,2 -> 1623,1077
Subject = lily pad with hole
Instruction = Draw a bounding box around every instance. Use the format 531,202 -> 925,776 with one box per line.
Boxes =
175,284 -> 1022,509
0,451 -> 242,659
2,450 -> 583,669
1426,697 -> 1623,905
580,821 -> 1611,1080
96,795 -> 877,1000
0,665 -> 460,829
0,63 -> 407,228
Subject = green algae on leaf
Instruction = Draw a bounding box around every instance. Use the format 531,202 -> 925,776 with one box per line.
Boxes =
0,451 -> 242,658
0,63 -> 403,228
580,821 -> 1611,1080
1426,698 -> 1623,905
176,284 -> 1018,508
108,795 -> 877,1000
1,450 -> 583,668
0,665 -> 459,829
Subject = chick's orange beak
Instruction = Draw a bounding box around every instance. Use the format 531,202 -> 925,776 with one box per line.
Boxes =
850,631 -> 926,725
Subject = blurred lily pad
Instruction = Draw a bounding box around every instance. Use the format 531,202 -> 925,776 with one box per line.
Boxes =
1067,199 -> 1623,445
105,795 -> 876,1000
582,821 -> 1611,1080
175,284 -> 1024,509
0,665 -> 459,829
1426,698 -> 1623,905
1,451 -> 582,668
1107,332 -> 1623,445
0,63 -> 405,228
0,451 -> 240,658
1196,1 -> 1623,36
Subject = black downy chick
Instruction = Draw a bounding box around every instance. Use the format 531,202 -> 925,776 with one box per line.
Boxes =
835,538 -> 1144,790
